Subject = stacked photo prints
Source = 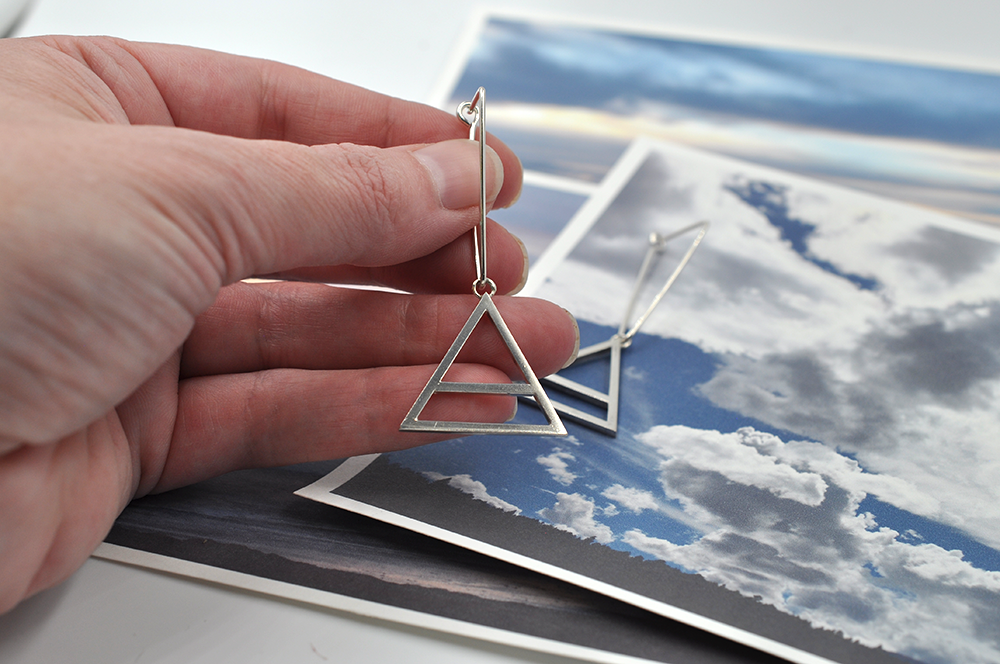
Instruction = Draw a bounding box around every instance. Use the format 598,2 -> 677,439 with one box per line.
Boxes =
102,12 -> 1000,664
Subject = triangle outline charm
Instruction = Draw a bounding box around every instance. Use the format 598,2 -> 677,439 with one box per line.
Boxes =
400,293 -> 567,436
523,220 -> 710,436
538,336 -> 622,436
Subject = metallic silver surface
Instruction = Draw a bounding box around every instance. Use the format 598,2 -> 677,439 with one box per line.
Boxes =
542,337 -> 621,436
456,87 -> 490,294
399,293 -> 567,435
620,221 -> 710,345
535,221 -> 709,435
402,88 -> 565,436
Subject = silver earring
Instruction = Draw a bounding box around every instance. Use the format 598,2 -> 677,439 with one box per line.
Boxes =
400,88 -> 567,437
538,222 -> 709,436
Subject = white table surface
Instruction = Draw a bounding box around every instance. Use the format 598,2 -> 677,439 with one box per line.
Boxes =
4,2 -> 1000,663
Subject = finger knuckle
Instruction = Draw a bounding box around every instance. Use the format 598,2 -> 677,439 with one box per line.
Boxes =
337,145 -> 397,243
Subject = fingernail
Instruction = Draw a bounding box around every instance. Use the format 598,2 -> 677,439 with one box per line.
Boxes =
506,398 -> 519,422
509,234 -> 529,295
414,139 -> 504,210
497,151 -> 523,209
562,308 -> 580,369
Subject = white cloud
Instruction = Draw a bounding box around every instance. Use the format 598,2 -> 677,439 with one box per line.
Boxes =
623,365 -> 647,381
602,484 -> 660,514
892,543 -> 1000,591
537,448 -> 578,486
618,422 -> 1000,663
423,472 -> 521,514
537,141 -> 1000,553
638,426 -> 828,506
624,521 -> 1000,663
529,140 -> 1000,662
538,492 -> 615,544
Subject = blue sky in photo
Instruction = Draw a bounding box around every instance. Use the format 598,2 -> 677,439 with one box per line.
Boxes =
724,179 -> 882,291
449,18 -> 1000,226
387,321 -> 802,561
349,20 -> 1000,663
375,139 -> 1000,663
458,18 -> 1000,148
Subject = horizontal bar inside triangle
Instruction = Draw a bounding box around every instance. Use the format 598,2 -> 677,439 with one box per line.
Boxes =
399,419 -> 567,435
432,382 -> 536,395
543,375 -> 611,406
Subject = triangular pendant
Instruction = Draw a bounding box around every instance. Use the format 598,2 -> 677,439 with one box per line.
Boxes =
523,221 -> 710,437
400,293 -> 567,436
539,337 -> 622,436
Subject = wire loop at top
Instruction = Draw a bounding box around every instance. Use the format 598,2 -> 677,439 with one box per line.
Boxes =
619,221 -> 710,343
456,87 -> 488,291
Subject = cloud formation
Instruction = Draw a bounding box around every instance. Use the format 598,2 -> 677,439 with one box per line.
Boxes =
536,448 -> 578,486
627,425 -> 1000,664
471,19 -> 1000,148
540,143 -> 1000,550
391,140 -> 1000,664
424,472 -> 521,514
538,492 -> 615,544
602,484 -> 660,514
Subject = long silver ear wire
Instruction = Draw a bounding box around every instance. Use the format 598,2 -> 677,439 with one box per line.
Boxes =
400,88 -> 567,436
538,221 -> 709,436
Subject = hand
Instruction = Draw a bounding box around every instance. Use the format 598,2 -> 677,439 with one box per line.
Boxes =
0,36 -> 579,612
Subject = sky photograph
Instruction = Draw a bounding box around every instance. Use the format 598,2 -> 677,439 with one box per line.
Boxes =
448,17 -> 1000,224
302,17 -> 1000,664
366,140 -> 1000,664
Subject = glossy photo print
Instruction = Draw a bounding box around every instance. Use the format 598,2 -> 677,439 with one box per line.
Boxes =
301,139 -> 1000,664
102,461 -> 785,664
436,14 -> 1000,226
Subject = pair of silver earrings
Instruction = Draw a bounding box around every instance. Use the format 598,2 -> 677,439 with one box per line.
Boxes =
399,87 -> 708,437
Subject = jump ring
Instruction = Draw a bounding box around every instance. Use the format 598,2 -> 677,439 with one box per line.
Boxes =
473,277 -> 497,297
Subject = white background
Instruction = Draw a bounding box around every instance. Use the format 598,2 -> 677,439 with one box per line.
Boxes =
3,1 -> 1000,663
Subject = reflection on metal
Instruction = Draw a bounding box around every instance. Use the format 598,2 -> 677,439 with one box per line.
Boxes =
400,87 -> 566,436
399,292 -> 567,435
534,221 -> 710,436
543,337 -> 622,436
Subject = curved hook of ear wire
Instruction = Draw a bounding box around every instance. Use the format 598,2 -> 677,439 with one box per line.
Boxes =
456,87 -> 494,297
617,220 -> 710,347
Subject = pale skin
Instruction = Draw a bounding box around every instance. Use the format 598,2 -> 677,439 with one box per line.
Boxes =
0,36 -> 579,613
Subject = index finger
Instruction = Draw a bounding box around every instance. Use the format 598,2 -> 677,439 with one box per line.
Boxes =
77,37 -> 523,208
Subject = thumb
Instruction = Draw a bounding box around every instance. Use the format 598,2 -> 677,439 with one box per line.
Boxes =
140,131 -> 507,284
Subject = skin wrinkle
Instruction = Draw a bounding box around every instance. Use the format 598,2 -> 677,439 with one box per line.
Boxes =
249,57 -> 325,143
252,61 -> 284,141
121,362 -> 176,495
147,131 -> 312,287
37,38 -> 132,125
370,91 -> 400,150
120,130 -> 229,297
16,447 -> 58,599
211,146 -> 276,281
116,40 -> 227,131
338,144 -> 400,265
29,419 -> 125,596
252,285 -> 277,371
257,287 -> 308,370
241,371 -> 279,469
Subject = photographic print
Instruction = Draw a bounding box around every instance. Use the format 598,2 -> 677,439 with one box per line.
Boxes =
300,139 -> 1000,664
101,453 -> 793,664
437,13 -> 1000,226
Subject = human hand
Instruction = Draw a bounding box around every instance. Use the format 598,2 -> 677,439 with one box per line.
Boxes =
0,36 -> 578,612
